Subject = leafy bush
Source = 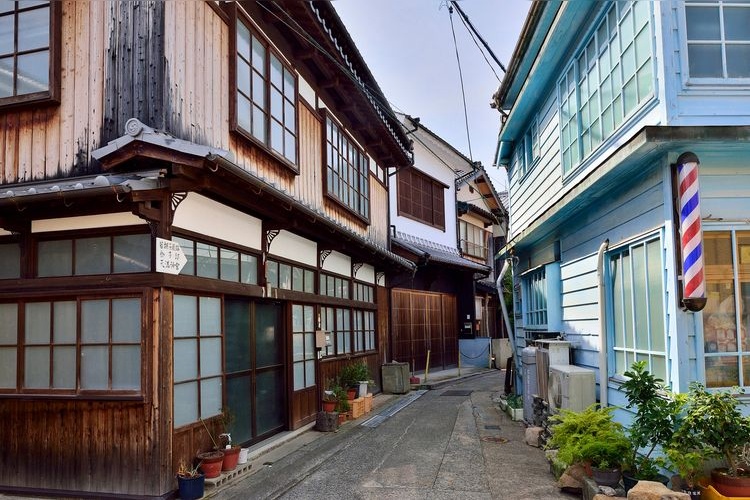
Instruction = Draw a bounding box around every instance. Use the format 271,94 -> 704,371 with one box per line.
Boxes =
580,439 -> 630,470
547,404 -> 626,468
339,362 -> 371,388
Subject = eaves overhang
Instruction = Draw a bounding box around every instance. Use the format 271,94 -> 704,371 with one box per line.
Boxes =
393,233 -> 490,276
502,126 -> 750,256
88,119 -> 416,274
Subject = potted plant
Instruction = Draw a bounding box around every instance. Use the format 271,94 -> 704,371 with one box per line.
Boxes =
176,460 -> 205,500
322,378 -> 341,412
620,361 -> 679,491
335,385 -> 351,423
339,361 -> 371,398
672,382 -> 750,497
217,408 -> 241,472
580,438 -> 629,487
665,447 -> 704,498
196,450 -> 224,479
506,393 -> 523,421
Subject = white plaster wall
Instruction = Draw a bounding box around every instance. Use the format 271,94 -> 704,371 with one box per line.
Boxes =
268,230 -> 317,267
173,193 -> 262,250
32,212 -> 146,233
321,250 -> 351,277
355,263 -> 375,284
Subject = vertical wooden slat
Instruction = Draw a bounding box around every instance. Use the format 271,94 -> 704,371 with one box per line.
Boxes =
88,0 -> 104,155
73,0 -> 90,172
3,114 -> 19,183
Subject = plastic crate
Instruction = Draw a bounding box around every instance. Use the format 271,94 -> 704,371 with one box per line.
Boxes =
351,397 -> 365,419
364,393 -> 373,413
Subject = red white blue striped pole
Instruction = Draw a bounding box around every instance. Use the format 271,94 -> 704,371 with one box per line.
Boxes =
677,152 -> 706,312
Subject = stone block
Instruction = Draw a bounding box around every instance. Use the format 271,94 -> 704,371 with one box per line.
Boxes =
524,426 -> 544,447
627,480 -> 690,500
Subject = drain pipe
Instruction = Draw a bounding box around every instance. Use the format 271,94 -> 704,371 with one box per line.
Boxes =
596,239 -> 610,408
496,259 -> 521,381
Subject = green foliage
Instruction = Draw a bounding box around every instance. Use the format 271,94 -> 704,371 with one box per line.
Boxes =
547,405 -> 627,468
339,362 -> 371,388
671,382 -> 750,477
621,361 -> 682,477
506,393 -> 523,409
334,384 -> 350,413
579,439 -> 630,470
665,447 -> 704,489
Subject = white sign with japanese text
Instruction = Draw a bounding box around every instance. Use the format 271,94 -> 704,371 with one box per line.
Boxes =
155,237 -> 187,275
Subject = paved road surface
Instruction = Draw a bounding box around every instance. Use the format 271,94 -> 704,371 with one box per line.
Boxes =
215,371 -> 574,499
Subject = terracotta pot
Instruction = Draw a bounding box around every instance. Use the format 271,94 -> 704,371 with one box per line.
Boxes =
346,388 -> 356,400
222,446 -> 241,471
197,451 -> 224,479
711,468 -> 750,497
322,400 -> 336,412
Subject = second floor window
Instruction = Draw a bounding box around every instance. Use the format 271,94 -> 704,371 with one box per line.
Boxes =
685,0 -> 750,79
0,1 -> 60,108
234,16 -> 297,165
397,167 -> 446,230
460,220 -> 488,260
325,116 -> 370,220
521,267 -> 547,329
559,1 -> 653,175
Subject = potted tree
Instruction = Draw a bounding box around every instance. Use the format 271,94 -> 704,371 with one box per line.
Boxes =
665,447 -> 704,498
339,362 -> 371,398
673,382 -> 750,497
176,460 -> 205,500
620,361 -> 679,492
335,385 -> 351,423
580,438 -> 629,487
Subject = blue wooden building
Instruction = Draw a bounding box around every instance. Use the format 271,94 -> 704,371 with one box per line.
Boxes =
493,0 -> 750,407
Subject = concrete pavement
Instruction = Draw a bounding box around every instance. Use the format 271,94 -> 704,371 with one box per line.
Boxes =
209,368 -> 573,500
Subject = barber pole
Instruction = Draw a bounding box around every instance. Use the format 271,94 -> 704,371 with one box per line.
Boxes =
677,152 -> 706,311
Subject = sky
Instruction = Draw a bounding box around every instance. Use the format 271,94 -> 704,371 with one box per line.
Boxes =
332,0 -> 531,192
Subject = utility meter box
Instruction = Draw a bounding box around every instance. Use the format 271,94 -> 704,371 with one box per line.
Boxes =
381,362 -> 410,394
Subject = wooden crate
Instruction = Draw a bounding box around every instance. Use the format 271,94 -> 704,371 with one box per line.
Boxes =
364,393 -> 373,413
351,397 -> 365,419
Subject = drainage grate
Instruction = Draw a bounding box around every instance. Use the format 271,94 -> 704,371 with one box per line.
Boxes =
360,390 -> 427,428
441,390 -> 473,397
481,436 -> 509,444
484,425 -> 501,430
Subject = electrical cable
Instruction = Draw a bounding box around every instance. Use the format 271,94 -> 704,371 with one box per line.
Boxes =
455,7 -> 501,82
448,5 -> 474,162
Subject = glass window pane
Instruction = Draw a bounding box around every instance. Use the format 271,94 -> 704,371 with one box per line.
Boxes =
267,260 -> 278,287
113,234 -> 151,273
293,334 -> 303,362
220,249 -> 240,282
174,381 -> 198,427
173,295 -> 197,337
237,93 -> 251,132
82,299 -> 109,344
0,347 -> 17,388
53,300 -> 76,344
283,67 -> 295,100
200,376 -> 222,419
279,263 -> 291,290
0,303 -> 18,344
0,16 -> 13,54
651,355 -> 666,382
252,105 -> 266,142
647,240 -> 665,352
292,305 -> 303,332
25,302 -> 50,344
174,338 -> 197,382
706,356 -> 739,388
271,120 -> 283,154
17,51 -> 48,94
304,332 -> 314,358
305,360 -> 315,388
75,237 -> 110,275
270,54 -> 282,87
725,7 -> 750,41
686,6 -> 721,40
688,44 -> 723,77
255,368 -> 284,434
112,345 -> 140,389
241,254 -> 258,285
0,56 -> 12,98
80,345 -> 108,389
293,362 -> 304,391
225,299 -> 251,373
236,20 -> 250,60
200,338 -> 221,377
38,240 -> 72,277
0,243 -> 20,279
251,36 -> 265,74
17,7 -> 48,52
292,267 -> 303,292
112,298 -> 140,343
25,346 -> 50,388
237,58 -> 251,96
226,374 -> 252,443
726,45 -> 750,78
196,243 -> 218,279
199,297 -> 221,335
252,72 -> 265,107
255,304 -> 280,367
304,305 -> 314,332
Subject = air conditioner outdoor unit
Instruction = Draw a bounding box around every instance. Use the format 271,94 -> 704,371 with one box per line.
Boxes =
548,364 -> 596,413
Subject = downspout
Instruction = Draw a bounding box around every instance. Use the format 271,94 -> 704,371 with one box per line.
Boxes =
496,259 -> 520,378
596,239 -> 610,407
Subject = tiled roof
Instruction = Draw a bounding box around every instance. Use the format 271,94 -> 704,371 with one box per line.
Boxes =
393,232 -> 490,274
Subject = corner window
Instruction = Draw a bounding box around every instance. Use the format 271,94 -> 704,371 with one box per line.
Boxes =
608,235 -> 666,380
36,233 -> 151,277
397,167 -> 445,230
0,1 -> 60,108
173,295 -> 222,428
175,235 -> 259,285
234,15 -> 297,165
521,267 -> 547,329
324,115 -> 370,220
0,297 -> 142,394
518,119 -> 539,178
702,230 -> 750,388
559,1 -> 653,174
685,1 -> 750,79
0,241 -> 20,279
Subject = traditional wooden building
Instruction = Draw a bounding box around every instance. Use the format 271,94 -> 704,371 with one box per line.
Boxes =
388,114 -> 491,373
0,1 -> 413,498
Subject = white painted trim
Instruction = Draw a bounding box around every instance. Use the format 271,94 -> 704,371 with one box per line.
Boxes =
32,213 -> 146,233
0,229 -> 12,236
321,250 -> 351,277
268,230 -> 317,267
173,193 -> 262,250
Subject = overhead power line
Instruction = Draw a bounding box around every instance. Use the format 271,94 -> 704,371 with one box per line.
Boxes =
449,1 -> 507,75
448,5 -> 474,162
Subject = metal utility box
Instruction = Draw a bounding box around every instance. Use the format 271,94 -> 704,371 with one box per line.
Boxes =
381,362 -> 410,394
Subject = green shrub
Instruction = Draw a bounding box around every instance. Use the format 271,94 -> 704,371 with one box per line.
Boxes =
547,404 -> 626,468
